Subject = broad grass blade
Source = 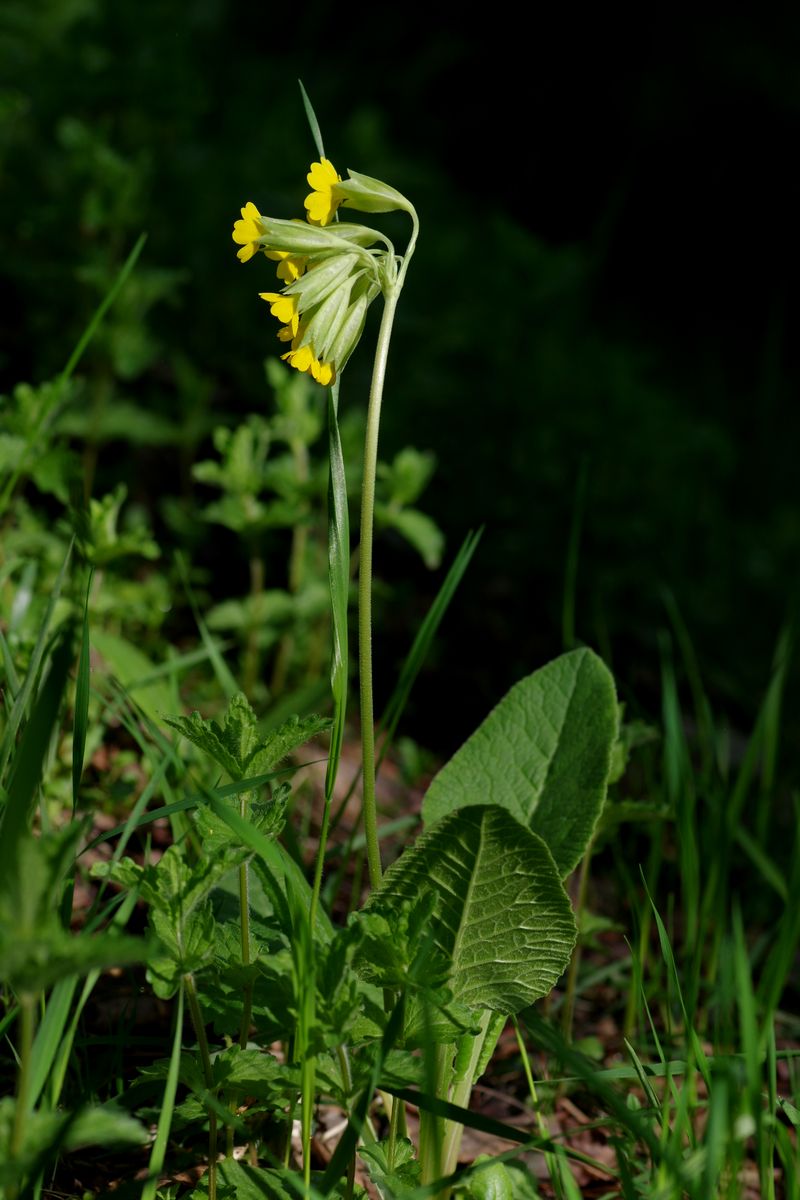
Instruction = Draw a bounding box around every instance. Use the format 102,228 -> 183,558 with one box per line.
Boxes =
0,630 -> 73,866
0,540 -> 73,783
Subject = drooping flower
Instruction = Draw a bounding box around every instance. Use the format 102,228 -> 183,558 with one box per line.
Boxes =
231,159 -> 416,386
304,159 -> 343,227
281,342 -> 336,387
259,291 -> 299,333
232,202 -> 265,263
265,248 -> 308,283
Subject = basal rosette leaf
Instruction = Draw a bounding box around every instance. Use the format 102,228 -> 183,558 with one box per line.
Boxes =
422,648 -> 618,877
365,806 -> 576,1014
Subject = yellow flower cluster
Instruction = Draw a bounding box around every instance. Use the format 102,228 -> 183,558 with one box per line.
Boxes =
231,157 -> 408,387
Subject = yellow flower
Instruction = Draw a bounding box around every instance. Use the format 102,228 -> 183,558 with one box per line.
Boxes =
259,291 -> 299,335
304,159 -> 343,227
265,248 -> 308,283
232,201 -> 264,262
281,342 -> 336,387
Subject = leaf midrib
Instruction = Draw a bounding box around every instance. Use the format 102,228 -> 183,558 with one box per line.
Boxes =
524,650 -> 585,824
448,813 -> 485,988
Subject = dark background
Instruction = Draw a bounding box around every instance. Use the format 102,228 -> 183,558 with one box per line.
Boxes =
2,3 -> 798,758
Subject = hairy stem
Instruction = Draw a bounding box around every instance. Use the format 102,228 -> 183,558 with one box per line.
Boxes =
358,216 -> 418,894
358,288 -> 400,890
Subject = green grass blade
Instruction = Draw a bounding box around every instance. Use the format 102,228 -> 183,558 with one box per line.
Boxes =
757,797 -> 800,1024
378,528 -> 482,763
59,234 -> 147,386
734,825 -> 788,901
0,625 -> 20,697
176,550 -> 239,699
640,871 -> 711,1092
0,540 -> 73,785
299,79 -> 326,159
141,984 -> 184,1200
71,568 -> 93,812
0,630 -> 73,867
622,1038 -> 660,1111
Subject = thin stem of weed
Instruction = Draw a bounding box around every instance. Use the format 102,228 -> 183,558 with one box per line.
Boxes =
10,992 -> 36,1173
561,840 -> 594,1042
185,973 -> 218,1200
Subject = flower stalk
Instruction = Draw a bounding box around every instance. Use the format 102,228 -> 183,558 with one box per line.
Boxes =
231,160 -> 418,894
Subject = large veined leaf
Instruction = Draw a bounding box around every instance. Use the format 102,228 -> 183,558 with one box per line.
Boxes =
421,649 -> 618,877
365,806 -> 576,1014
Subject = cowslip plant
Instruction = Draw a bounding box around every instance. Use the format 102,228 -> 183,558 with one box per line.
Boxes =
232,149 -> 419,899
223,109 -> 620,1200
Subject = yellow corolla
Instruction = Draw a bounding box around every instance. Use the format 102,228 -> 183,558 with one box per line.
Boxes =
232,202 -> 264,262
259,292 -> 299,335
304,159 -> 343,227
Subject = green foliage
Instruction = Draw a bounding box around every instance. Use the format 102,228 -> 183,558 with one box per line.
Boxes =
422,648 -> 618,876
0,1097 -> 147,1189
164,692 -> 330,781
365,806 -> 576,1013
0,824 -> 144,994
359,1137 -> 421,1198
93,843 -> 248,998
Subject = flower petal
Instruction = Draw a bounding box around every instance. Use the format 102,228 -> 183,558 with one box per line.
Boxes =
307,159 -> 340,190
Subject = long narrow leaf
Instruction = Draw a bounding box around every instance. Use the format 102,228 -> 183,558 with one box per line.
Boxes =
0,630 -> 73,868
72,568 -> 93,811
0,540 -> 73,784
378,527 -> 482,763
299,79 -> 326,160
141,985 -> 184,1200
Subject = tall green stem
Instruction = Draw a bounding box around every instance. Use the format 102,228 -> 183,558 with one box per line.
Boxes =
358,287 -> 400,890
9,992 -> 36,1195
359,214 -> 418,892
185,973 -> 217,1200
238,789 -> 253,1051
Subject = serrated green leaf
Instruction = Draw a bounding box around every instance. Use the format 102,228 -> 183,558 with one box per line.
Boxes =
94,844 -> 246,997
247,712 -> 331,776
212,1046 -> 297,1098
422,649 -> 618,877
366,806 -> 576,1013
359,1136 -> 420,1199
163,709 -> 242,779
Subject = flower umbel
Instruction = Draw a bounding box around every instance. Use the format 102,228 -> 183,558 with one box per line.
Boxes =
231,157 -> 416,385
304,158 -> 343,226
